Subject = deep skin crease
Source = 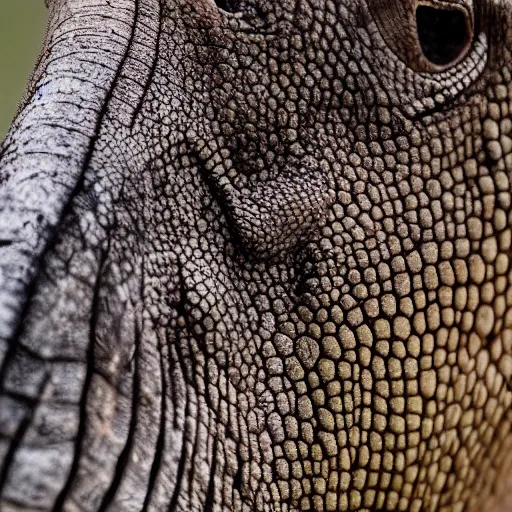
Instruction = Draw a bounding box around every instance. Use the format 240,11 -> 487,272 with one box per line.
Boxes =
0,0 -> 512,510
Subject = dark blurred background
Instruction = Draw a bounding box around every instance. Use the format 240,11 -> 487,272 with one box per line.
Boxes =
0,3 -> 48,139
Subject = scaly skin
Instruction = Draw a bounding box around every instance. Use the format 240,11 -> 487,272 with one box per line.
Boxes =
0,0 -> 511,510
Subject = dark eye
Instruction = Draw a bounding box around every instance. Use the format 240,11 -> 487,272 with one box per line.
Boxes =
416,5 -> 472,67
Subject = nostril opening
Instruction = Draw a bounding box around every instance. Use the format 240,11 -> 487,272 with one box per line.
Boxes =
416,5 -> 471,67
214,0 -> 260,16
214,0 -> 231,11
214,0 -> 244,13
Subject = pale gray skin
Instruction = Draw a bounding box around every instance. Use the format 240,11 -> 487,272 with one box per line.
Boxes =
0,0 -> 512,510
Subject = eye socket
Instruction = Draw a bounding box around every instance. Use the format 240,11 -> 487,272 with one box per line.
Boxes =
416,5 -> 472,67
370,0 -> 476,74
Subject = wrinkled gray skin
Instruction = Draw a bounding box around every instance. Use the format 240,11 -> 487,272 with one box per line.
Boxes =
1,0 -> 512,510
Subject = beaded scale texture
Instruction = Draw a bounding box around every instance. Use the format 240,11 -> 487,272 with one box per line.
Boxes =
0,0 -> 511,511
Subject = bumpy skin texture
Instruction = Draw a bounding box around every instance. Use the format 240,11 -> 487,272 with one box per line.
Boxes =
1,0 -> 512,510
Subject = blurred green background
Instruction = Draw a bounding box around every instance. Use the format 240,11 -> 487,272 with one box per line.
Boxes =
0,3 -> 48,139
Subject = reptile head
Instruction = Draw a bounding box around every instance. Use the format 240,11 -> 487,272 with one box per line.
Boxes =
0,0 -> 511,510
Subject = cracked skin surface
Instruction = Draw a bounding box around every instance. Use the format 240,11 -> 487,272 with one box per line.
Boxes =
0,0 -> 512,510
